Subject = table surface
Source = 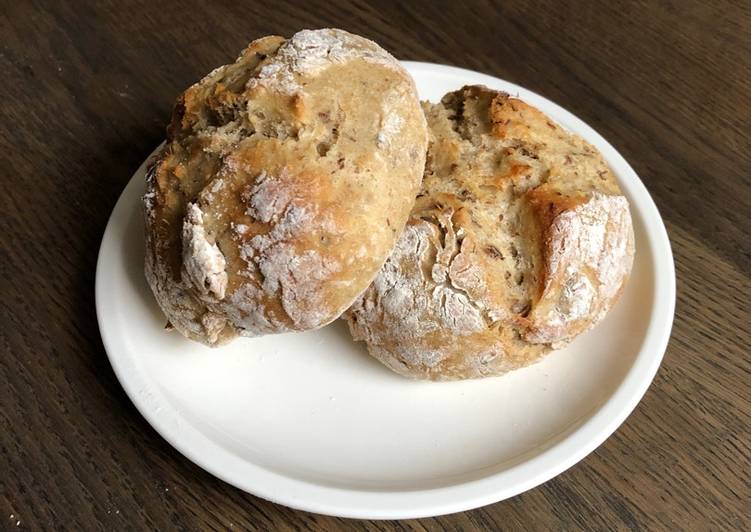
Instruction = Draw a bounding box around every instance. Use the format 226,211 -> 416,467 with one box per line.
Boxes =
2,0 -> 749,529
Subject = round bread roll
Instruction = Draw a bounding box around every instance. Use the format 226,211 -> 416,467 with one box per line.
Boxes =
346,85 -> 635,380
144,29 -> 427,345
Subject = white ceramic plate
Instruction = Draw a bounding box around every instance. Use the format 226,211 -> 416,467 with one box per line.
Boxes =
96,62 -> 675,519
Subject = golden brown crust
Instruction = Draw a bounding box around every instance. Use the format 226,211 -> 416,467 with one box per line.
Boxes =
346,85 -> 634,380
144,29 -> 428,345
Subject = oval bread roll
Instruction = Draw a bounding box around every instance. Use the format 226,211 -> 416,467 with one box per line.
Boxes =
144,29 -> 428,345
346,85 -> 635,380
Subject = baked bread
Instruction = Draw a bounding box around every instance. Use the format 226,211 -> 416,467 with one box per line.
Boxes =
346,85 -> 634,380
144,29 -> 427,345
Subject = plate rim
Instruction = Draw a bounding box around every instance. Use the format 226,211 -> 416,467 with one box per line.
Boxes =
96,61 -> 676,519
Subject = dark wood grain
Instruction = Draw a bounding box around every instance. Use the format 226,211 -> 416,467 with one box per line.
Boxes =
1,0 -> 750,529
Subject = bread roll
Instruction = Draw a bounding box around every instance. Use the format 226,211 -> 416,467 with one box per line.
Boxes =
346,85 -> 634,380
144,29 -> 428,345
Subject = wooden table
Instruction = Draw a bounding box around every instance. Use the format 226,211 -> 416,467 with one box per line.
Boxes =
2,1 -> 749,529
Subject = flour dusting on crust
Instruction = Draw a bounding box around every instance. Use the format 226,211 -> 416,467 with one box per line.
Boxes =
250,29 -> 401,94
376,112 -> 404,148
225,284 -> 288,336
349,214 -> 497,362
524,192 -> 634,345
242,171 -> 290,223
182,203 -> 228,299
237,171 -> 342,329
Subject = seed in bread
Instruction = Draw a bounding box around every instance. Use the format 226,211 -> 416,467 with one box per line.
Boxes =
144,29 -> 428,345
346,85 -> 635,380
